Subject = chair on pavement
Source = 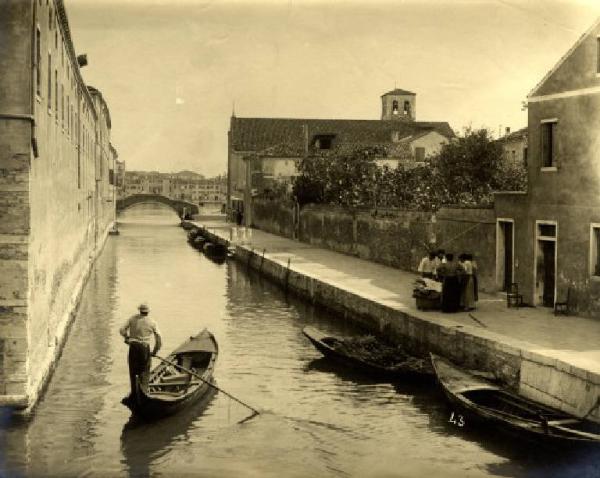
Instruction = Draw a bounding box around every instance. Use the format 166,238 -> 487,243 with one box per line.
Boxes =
554,287 -> 571,316
507,283 -> 523,308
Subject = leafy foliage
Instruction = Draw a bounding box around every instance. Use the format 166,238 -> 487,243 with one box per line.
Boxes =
293,146 -> 386,207
291,129 -> 527,211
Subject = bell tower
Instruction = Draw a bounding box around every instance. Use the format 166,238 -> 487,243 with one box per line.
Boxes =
381,88 -> 416,121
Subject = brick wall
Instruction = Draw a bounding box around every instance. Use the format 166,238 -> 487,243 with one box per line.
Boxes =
0,1 -> 33,404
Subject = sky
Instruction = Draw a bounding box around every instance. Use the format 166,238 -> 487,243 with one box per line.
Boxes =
66,0 -> 600,177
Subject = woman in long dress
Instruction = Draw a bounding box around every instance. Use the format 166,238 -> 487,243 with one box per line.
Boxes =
437,253 -> 463,313
460,254 -> 476,311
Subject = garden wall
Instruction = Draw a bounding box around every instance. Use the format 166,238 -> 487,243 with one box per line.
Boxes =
251,198 -> 498,291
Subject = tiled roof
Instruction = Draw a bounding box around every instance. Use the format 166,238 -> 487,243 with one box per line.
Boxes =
381,88 -> 416,96
230,117 -> 454,155
499,127 -> 528,143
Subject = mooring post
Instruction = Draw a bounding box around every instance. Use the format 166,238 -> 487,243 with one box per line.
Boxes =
259,248 -> 266,272
284,257 -> 292,292
247,247 -> 254,269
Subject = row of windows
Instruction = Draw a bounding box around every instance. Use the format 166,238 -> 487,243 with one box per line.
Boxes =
391,100 -> 411,116
34,2 -> 95,143
533,222 -> 600,278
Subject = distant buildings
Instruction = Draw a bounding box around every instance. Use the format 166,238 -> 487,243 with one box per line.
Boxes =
498,127 -> 528,167
495,17 -> 600,314
122,170 -> 227,209
228,89 -> 455,224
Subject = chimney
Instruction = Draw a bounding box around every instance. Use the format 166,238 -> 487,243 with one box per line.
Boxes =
77,54 -> 88,67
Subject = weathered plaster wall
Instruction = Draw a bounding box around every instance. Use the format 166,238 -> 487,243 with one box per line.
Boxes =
251,199 -> 498,292
228,150 -> 246,204
251,199 -> 296,238
435,207 -> 497,295
495,89 -> 600,314
410,130 -> 448,158
532,20 -> 600,97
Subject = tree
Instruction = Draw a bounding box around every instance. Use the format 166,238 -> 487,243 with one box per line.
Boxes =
291,131 -> 526,211
293,146 -> 387,208
431,128 -> 504,204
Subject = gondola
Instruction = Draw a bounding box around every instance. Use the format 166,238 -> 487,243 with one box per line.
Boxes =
302,326 -> 433,379
123,329 -> 218,420
430,353 -> 600,448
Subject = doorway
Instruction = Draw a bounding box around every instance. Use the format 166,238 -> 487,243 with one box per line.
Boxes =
534,221 -> 557,307
496,219 -> 514,291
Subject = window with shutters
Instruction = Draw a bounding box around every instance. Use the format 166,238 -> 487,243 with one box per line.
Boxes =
597,37 -> 600,74
47,54 -> 52,112
313,135 -> 335,150
55,70 -> 58,118
541,120 -> 557,169
61,84 -> 64,127
591,224 -> 600,277
35,28 -> 41,96
415,147 -> 425,162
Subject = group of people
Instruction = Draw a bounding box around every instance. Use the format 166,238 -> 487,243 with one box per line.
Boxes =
417,249 -> 478,313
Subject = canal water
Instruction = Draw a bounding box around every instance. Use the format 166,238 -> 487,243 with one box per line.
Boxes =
1,204 -> 598,477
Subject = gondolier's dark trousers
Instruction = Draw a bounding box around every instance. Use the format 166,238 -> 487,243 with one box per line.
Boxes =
128,341 -> 151,398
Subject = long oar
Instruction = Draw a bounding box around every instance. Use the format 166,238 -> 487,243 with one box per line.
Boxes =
153,354 -> 260,419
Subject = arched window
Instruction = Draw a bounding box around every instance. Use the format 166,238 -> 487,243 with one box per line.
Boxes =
403,101 -> 411,116
392,100 -> 399,114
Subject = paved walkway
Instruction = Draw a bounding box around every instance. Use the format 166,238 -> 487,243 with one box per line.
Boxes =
193,220 -> 600,375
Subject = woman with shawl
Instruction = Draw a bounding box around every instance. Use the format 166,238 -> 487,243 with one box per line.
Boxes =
437,253 -> 463,313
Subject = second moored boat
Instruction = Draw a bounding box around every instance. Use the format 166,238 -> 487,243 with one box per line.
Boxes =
430,353 -> 600,448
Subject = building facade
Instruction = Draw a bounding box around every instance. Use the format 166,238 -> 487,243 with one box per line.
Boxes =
228,89 -> 454,224
498,127 -> 528,166
0,0 -> 116,408
495,18 -> 600,315
115,159 -> 126,199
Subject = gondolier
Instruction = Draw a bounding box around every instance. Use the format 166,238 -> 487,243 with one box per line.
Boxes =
120,303 -> 162,403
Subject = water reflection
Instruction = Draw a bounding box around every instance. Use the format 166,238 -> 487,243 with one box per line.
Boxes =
120,388 -> 216,477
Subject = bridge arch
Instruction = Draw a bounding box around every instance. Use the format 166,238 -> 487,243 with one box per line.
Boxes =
116,194 -> 199,219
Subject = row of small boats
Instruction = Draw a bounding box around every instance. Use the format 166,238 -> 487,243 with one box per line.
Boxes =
302,326 -> 600,449
186,226 -> 232,261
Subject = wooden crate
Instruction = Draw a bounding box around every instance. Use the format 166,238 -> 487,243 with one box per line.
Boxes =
416,296 -> 440,311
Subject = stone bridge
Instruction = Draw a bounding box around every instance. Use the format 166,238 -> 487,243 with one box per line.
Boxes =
116,194 -> 199,218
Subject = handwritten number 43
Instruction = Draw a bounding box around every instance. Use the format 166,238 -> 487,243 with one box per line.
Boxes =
449,411 -> 465,427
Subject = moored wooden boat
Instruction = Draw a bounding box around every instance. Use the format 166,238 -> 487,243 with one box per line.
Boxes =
123,329 -> 218,419
302,326 -> 433,379
430,353 -> 600,448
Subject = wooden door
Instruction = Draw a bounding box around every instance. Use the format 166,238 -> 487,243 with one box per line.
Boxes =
542,241 -> 556,307
502,222 -> 513,291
